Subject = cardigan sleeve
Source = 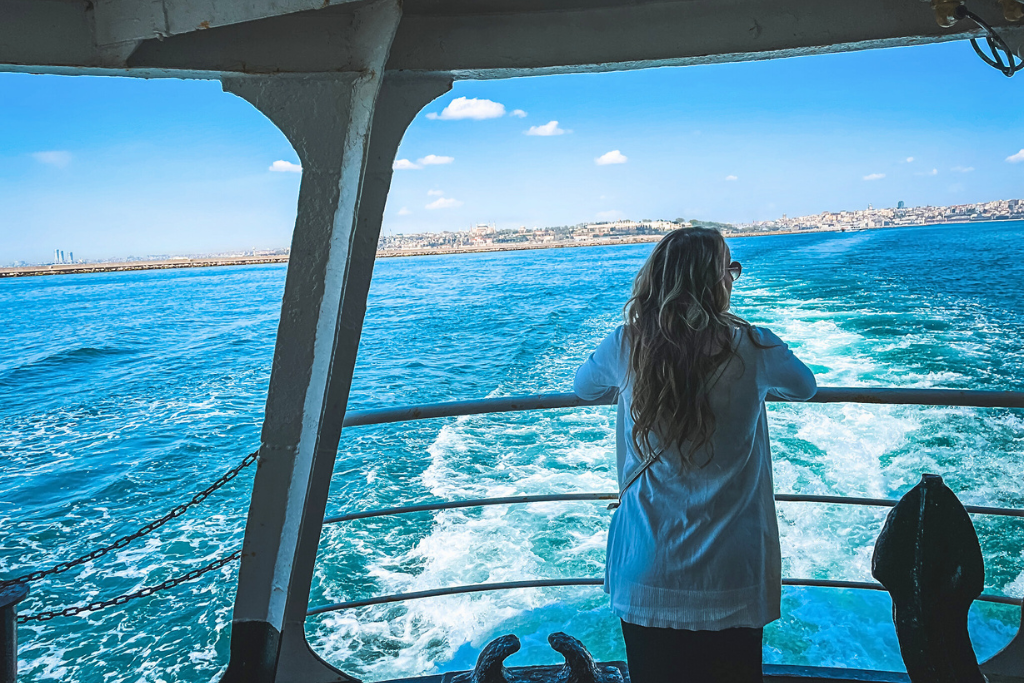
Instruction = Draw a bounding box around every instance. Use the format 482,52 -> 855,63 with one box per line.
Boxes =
756,327 -> 817,401
574,326 -> 626,399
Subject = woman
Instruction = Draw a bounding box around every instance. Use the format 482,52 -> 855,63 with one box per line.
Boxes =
574,227 -> 816,683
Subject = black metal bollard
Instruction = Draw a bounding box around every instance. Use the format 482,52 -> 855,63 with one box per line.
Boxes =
548,632 -> 620,683
448,633 -> 624,683
872,473 -> 985,683
0,582 -> 28,683
453,634 -> 520,683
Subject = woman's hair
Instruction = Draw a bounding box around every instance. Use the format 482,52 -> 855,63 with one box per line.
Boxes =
624,227 -> 757,466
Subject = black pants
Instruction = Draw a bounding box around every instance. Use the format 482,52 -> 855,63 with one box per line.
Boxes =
620,620 -> 763,683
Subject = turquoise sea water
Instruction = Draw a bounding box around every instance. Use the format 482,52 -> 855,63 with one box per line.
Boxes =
2,221 -> 1024,681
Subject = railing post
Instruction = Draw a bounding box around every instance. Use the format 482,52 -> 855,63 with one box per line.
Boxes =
0,583 -> 28,683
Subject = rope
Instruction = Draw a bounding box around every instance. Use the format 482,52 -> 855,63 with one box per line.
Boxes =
0,450 -> 258,590
956,4 -> 1022,77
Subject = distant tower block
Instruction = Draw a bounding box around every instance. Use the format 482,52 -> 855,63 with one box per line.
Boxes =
54,249 -> 59,264
898,200 -> 906,209
69,252 -> 74,263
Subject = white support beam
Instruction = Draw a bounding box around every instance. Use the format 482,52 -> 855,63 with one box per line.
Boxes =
216,1 -> 403,680
272,73 -> 453,683
3,0 -> 1020,77
92,0 -> 360,46
120,0 -> 1018,79
0,0 -> 137,71
386,0 -> 1005,77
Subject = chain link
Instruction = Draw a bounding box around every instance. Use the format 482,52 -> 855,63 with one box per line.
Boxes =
1,450 -> 258,590
17,550 -> 242,623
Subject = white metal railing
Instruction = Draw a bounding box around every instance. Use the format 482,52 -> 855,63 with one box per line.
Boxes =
311,387 -> 1024,616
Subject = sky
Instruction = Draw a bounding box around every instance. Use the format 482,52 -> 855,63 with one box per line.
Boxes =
1,40 -> 1023,264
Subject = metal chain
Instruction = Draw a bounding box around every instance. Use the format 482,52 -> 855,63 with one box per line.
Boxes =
0,449 -> 258,589
17,550 -> 242,623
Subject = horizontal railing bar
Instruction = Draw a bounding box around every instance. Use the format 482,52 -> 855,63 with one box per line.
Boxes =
341,388 -> 1024,429
307,579 -> 604,615
324,492 -> 1024,525
775,494 -> 1024,519
342,393 -> 607,427
307,577 -> 1021,615
324,492 -> 617,524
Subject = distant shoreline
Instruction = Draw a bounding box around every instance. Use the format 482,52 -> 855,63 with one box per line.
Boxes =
0,254 -> 289,279
2,218 -> 1018,278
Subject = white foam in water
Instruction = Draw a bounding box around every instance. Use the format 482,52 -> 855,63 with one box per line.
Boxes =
309,250 -> 1024,680
309,403 -> 621,680
9,229 -> 1024,681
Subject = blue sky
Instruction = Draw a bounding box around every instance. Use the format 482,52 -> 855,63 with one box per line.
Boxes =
1,40 -> 1022,264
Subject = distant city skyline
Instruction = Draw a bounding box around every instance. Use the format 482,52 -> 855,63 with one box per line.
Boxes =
376,197 -> 1024,256
1,40 -> 1023,264
6,196 -> 1019,269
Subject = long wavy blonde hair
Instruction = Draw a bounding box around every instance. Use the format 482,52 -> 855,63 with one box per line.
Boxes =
625,227 -> 758,466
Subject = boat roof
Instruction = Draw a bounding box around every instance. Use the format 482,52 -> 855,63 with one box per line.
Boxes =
1,0 -> 1020,79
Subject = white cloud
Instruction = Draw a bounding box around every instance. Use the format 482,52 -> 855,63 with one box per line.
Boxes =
951,166 -> 975,173
725,175 -> 738,181
269,160 -> 302,173
32,151 -> 72,168
915,168 -> 938,176
905,157 -> 915,163
862,173 -> 885,181
426,97 -> 506,120
525,120 -> 568,136
595,150 -> 628,165
426,197 -> 463,210
1006,149 -> 1024,163
510,109 -> 528,118
393,159 -> 422,170
427,189 -> 444,196
418,154 -> 454,166
397,207 -> 412,216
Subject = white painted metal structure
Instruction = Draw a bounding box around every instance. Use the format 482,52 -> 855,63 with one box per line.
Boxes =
2,1 -> 1023,681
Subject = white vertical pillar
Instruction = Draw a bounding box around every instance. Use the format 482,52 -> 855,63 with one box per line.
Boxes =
215,2 -> 417,679
272,73 -> 453,683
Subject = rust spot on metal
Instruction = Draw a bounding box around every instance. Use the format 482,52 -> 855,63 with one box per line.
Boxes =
198,20 -> 210,29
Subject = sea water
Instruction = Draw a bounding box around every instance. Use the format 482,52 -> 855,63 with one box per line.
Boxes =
2,221 -> 1023,682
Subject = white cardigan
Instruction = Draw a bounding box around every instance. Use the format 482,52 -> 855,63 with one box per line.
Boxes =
574,325 -> 816,630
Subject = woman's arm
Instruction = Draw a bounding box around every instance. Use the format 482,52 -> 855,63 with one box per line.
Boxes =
573,326 -> 626,399
757,328 -> 817,401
